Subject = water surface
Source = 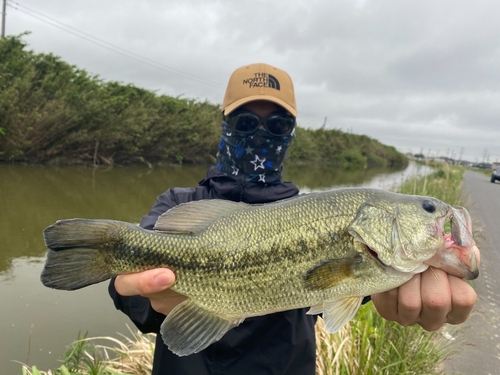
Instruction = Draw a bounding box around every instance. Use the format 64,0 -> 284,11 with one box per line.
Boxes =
0,162 -> 431,373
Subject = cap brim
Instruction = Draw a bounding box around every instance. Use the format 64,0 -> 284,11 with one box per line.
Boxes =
223,95 -> 297,117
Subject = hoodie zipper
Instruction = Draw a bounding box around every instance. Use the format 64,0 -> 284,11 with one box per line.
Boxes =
239,180 -> 246,202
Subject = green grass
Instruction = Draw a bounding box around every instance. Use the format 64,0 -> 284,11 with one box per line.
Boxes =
398,162 -> 464,206
315,305 -> 452,375
19,328 -> 155,375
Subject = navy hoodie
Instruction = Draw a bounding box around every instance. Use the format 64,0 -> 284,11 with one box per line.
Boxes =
108,166 -> 318,375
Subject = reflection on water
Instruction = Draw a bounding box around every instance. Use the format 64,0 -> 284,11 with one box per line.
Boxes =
295,161 -> 434,192
0,161 -> 430,373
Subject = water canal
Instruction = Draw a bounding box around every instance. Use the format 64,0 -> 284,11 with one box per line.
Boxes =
0,161 -> 432,373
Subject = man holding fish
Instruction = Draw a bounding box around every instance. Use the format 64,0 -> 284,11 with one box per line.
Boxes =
42,63 -> 479,375
110,63 -> 478,374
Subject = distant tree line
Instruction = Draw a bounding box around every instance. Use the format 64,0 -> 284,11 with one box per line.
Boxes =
0,34 -> 407,170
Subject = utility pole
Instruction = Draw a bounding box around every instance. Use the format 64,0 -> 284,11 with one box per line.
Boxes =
1,0 -> 6,39
483,148 -> 490,163
458,147 -> 464,162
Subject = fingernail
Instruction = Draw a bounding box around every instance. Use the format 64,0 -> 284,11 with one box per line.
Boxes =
154,272 -> 172,288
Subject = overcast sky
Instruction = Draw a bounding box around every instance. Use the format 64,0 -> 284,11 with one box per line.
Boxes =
4,0 -> 500,162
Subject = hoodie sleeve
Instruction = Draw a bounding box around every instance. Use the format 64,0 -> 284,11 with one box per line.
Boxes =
107,188 -> 191,333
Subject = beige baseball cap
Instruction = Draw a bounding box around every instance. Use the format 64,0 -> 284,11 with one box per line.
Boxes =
221,63 -> 297,117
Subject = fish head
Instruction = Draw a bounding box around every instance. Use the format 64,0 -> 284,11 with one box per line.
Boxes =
423,205 -> 479,280
348,194 -> 479,280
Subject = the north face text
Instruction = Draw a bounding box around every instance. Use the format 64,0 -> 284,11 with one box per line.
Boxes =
242,73 -> 281,90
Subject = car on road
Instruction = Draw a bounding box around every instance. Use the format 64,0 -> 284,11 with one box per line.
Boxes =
491,167 -> 500,183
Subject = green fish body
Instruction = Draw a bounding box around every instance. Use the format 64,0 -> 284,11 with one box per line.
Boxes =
41,188 -> 479,356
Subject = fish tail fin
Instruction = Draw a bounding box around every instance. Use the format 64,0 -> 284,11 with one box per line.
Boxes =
43,218 -> 120,249
41,219 -> 125,290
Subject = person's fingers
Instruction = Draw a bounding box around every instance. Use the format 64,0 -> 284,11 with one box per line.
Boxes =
114,268 -> 175,297
419,268 -> 451,331
372,273 -> 422,325
395,273 -> 422,326
149,291 -> 188,315
372,267 -> 477,332
446,275 -> 477,325
371,287 -> 399,322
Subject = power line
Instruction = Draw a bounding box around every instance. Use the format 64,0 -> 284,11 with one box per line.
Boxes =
6,1 -> 224,89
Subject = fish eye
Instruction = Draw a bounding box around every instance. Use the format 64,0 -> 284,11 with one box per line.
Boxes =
422,200 -> 436,213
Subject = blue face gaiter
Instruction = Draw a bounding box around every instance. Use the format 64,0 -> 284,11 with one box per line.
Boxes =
216,122 -> 295,184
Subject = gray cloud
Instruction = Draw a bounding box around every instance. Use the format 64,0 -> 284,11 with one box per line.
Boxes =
5,0 -> 500,162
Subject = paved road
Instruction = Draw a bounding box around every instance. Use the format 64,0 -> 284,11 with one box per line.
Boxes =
443,170 -> 500,375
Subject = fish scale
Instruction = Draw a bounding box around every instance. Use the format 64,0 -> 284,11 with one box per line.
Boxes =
40,187 -> 479,356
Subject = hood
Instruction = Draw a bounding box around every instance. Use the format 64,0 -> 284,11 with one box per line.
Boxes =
199,166 -> 299,204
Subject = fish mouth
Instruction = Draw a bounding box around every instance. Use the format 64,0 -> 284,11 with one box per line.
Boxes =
424,206 -> 479,280
365,245 -> 383,264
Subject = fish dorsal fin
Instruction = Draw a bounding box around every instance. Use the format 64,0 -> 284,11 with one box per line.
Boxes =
154,199 -> 249,234
160,299 -> 244,356
304,256 -> 362,290
322,297 -> 363,333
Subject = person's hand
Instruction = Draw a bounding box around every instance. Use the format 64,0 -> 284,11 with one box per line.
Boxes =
114,268 -> 187,316
371,267 -> 477,331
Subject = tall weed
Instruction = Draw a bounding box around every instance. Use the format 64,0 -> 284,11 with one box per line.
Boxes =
1,35 -> 406,169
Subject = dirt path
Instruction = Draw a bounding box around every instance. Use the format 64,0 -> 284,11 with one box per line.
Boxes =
443,170 -> 500,375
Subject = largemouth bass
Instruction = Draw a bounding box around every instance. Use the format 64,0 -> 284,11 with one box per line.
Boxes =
41,188 -> 479,356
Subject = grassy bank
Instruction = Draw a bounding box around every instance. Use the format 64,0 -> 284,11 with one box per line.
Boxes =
1,34 -> 406,170
19,163 -> 472,375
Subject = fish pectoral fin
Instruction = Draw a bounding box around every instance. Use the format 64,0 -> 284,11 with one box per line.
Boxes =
322,297 -> 363,333
160,299 -> 244,356
304,256 -> 362,290
154,200 -> 249,234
